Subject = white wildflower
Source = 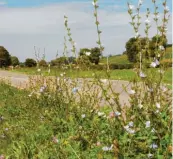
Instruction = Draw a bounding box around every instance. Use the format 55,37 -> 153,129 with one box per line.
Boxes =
138,103 -> 143,109
98,112 -> 105,117
156,103 -> 160,109
139,72 -> 147,78
138,0 -> 143,5
72,87 -> 79,93
135,32 -> 139,38
150,143 -> 158,149
115,111 -> 121,117
92,1 -> 97,6
128,121 -> 134,127
40,86 -> 46,93
124,125 -> 135,134
81,114 -> 86,118
102,145 -> 113,151
145,19 -> 150,24
85,52 -> 91,56
146,121 -> 150,128
124,125 -> 130,130
37,68 -> 41,72
148,153 -> 153,158
155,110 -> 159,114
128,129 -> 135,134
128,89 -> 135,95
159,45 -> 165,51
150,62 -> 157,68
129,5 -> 135,10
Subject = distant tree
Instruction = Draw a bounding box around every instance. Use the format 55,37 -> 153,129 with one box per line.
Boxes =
149,35 -> 167,57
78,47 -> 101,65
11,56 -> 19,66
89,47 -> 102,65
79,48 -> 91,56
0,46 -> 11,67
25,58 -> 37,67
125,37 -> 149,62
39,59 -> 47,67
50,57 -> 68,67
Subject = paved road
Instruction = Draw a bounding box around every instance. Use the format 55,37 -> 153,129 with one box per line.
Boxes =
0,70 -> 130,105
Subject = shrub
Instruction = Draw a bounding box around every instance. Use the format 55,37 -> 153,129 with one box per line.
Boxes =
109,63 -> 134,69
25,58 -> 37,67
39,59 -> 47,67
11,56 -> 19,67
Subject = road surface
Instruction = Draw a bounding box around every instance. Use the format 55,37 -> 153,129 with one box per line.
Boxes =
0,70 -> 130,105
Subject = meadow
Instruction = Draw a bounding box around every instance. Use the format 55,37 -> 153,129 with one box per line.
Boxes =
0,0 -> 172,158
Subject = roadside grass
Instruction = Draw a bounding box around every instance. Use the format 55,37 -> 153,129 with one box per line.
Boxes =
0,82 -> 117,158
7,67 -> 172,85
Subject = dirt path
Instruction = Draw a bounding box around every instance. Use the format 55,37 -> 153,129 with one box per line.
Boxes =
0,70 -> 130,105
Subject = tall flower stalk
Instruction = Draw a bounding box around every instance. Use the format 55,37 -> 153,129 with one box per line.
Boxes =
92,0 -> 104,54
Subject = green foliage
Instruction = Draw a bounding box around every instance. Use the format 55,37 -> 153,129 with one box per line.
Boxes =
125,37 -> 149,63
109,63 -> 134,69
89,47 -> 102,65
39,59 -> 47,67
79,48 -> 91,56
0,46 -> 11,68
149,35 -> 168,57
11,56 -> 19,67
78,47 -> 101,65
125,36 -> 168,62
100,54 -> 131,65
50,57 -> 68,67
25,58 -> 37,67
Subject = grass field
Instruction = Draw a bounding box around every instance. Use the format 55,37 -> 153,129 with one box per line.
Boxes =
100,54 -> 131,64
7,67 -> 172,85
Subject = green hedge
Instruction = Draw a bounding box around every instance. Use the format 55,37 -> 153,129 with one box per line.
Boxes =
109,63 -> 134,69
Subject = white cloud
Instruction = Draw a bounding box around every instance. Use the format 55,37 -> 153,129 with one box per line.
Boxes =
0,2 -> 172,61
0,1 -> 6,5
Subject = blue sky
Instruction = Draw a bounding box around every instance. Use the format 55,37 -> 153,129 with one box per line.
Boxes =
4,0 -> 172,11
0,0 -> 172,61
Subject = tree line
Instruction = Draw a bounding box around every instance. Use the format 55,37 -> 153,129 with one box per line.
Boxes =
0,35 -> 169,68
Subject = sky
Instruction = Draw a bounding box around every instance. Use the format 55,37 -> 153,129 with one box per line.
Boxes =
0,0 -> 172,62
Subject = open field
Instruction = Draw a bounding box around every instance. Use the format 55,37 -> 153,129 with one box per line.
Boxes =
100,46 -> 172,64
6,67 -> 172,85
100,54 -> 131,64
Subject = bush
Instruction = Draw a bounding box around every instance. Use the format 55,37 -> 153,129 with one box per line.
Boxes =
109,63 -> 134,69
11,56 -> 20,67
25,58 -> 37,67
39,59 -> 47,67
